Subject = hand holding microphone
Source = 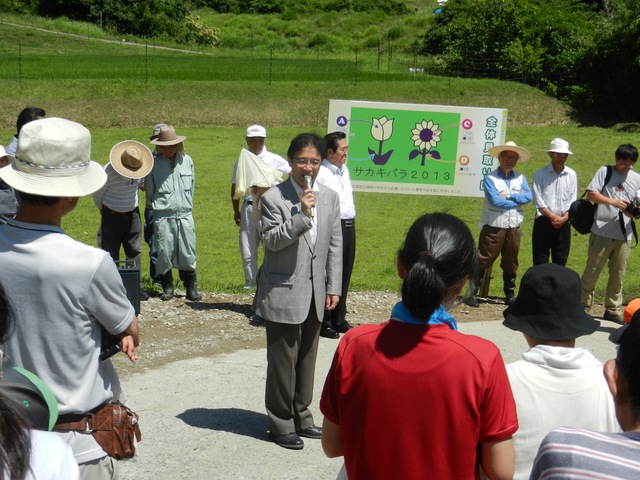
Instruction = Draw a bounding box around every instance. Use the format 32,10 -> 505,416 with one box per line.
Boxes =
303,175 -> 315,217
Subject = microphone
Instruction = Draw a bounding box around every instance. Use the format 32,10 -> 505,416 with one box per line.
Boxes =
304,175 -> 315,217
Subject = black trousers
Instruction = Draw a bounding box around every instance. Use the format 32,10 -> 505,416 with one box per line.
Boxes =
532,215 -> 571,266
101,206 -> 142,266
323,220 -> 356,330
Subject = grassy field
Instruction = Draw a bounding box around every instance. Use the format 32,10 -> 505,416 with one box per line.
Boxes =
1,19 -> 639,303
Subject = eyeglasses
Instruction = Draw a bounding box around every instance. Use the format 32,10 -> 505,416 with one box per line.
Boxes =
617,158 -> 635,166
293,158 -> 321,167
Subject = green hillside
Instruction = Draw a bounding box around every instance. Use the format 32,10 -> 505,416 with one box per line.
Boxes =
0,16 -> 573,131
0,17 -> 638,304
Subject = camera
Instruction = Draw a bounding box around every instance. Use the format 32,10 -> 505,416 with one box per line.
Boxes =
99,341 -> 122,361
625,202 -> 640,219
100,329 -> 122,361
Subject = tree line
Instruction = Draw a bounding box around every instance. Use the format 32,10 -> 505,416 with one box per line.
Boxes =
421,0 -> 640,121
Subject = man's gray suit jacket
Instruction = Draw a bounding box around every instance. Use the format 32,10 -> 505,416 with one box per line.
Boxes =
254,178 -> 342,324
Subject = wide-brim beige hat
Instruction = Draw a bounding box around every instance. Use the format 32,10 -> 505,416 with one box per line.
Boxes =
488,141 -> 531,163
150,123 -> 168,141
149,126 -> 186,146
0,117 -> 106,197
110,140 -> 154,179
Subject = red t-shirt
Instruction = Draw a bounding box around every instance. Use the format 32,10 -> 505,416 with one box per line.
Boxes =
320,321 -> 518,480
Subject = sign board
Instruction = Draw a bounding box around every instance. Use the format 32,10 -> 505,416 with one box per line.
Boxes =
327,99 -> 508,198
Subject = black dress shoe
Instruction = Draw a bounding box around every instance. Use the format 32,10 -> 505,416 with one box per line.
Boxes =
335,322 -> 352,334
297,425 -> 322,439
320,326 -> 339,339
269,432 -> 304,450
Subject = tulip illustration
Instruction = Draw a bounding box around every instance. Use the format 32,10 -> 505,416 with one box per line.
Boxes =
409,120 -> 442,166
368,116 -> 394,165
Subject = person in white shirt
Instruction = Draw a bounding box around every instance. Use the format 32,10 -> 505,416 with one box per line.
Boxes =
531,138 -> 577,266
531,308 -> 640,480
93,140 -> 154,303
581,144 -> 640,324
230,125 -> 291,291
502,263 -> 619,480
315,131 -> 355,339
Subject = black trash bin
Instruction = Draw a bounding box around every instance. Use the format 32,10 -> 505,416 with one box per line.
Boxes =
116,260 -> 140,315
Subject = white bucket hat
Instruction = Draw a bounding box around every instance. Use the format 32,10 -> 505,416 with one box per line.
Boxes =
548,138 -> 573,155
0,117 -> 106,197
246,125 -> 267,138
488,141 -> 531,163
110,140 -> 154,179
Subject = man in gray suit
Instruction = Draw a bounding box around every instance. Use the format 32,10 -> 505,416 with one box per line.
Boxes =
254,132 -> 343,450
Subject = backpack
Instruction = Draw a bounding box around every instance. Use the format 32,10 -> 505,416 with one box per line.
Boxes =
569,166 -> 612,235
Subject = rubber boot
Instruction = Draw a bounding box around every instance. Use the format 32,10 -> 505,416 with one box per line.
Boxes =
160,271 -> 174,301
183,270 -> 202,301
464,269 -> 484,307
503,272 -> 517,305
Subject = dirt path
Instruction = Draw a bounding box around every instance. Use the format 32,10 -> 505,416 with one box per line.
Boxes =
114,289 -> 608,373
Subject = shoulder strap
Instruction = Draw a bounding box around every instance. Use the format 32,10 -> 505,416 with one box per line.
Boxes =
619,211 -> 638,247
602,165 -> 613,193
581,165 -> 613,199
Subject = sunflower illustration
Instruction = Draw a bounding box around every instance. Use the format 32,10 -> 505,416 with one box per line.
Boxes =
409,120 -> 442,166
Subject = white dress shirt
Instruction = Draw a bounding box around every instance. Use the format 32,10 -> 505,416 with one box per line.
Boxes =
316,159 -> 356,220
532,163 -> 577,218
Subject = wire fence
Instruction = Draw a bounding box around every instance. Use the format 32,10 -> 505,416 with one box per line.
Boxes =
0,34 -> 526,86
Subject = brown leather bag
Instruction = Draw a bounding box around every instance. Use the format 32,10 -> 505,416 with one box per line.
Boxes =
91,402 -> 142,460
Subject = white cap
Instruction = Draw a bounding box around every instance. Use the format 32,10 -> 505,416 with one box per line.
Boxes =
246,125 -> 267,138
548,138 -> 572,155
0,145 -> 6,158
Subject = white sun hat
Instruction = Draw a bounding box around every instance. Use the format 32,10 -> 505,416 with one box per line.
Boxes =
547,138 -> 573,155
488,141 -> 531,163
0,117 -> 106,197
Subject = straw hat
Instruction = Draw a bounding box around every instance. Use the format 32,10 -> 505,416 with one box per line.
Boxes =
488,141 -> 531,163
149,126 -> 186,146
110,140 -> 154,179
548,138 -> 573,155
0,117 -> 106,197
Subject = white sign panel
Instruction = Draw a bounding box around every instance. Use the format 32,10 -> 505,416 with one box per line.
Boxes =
327,99 -> 508,198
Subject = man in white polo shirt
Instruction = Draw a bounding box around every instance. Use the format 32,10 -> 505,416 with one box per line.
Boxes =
0,117 -> 139,479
